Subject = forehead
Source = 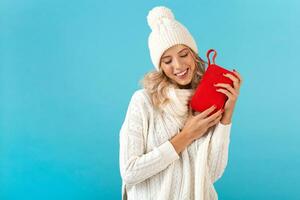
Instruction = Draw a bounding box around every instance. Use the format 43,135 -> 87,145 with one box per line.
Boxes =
161,44 -> 188,58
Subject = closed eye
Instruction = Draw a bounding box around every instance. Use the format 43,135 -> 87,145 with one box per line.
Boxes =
163,52 -> 188,64
180,52 -> 188,57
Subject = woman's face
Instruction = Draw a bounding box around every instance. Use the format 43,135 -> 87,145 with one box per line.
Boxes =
159,44 -> 196,87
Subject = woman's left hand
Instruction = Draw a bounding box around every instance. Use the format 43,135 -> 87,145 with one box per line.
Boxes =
214,69 -> 243,124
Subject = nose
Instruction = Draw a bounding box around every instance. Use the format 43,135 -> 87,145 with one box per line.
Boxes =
173,57 -> 184,72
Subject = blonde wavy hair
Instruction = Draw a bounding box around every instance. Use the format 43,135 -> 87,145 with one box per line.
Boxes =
140,46 -> 207,109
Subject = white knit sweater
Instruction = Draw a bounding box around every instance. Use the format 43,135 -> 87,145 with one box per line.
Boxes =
119,87 -> 232,200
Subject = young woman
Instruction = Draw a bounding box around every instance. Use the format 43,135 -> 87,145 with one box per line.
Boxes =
119,6 -> 243,200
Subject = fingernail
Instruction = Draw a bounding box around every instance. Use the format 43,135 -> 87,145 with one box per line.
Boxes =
221,108 -> 224,112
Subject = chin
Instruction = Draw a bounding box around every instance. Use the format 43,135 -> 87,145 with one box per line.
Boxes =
176,74 -> 193,86
176,78 -> 193,88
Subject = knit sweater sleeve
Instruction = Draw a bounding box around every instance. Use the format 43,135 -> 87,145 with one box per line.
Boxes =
207,122 -> 232,183
119,91 -> 180,187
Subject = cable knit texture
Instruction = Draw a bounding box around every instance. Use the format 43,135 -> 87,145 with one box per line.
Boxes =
119,86 -> 232,200
147,6 -> 198,71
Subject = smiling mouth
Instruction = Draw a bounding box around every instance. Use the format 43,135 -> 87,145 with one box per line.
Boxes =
175,68 -> 189,78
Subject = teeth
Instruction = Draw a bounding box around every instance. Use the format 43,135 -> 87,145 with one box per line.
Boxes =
176,69 -> 188,76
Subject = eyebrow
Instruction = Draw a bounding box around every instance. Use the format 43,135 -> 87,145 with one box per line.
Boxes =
161,48 -> 188,60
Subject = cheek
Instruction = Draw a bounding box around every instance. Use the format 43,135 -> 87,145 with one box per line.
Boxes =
181,55 -> 194,67
161,66 -> 174,78
165,69 -> 175,78
190,62 -> 196,71
187,56 -> 195,66
183,57 -> 196,70
187,61 -> 197,77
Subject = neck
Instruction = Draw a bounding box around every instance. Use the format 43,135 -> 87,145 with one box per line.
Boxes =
160,86 -> 194,127
178,83 -> 192,89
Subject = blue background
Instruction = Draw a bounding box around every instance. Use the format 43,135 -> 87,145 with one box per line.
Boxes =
1,0 -> 299,199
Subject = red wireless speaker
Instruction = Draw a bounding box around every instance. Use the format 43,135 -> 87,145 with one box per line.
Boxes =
189,49 -> 238,115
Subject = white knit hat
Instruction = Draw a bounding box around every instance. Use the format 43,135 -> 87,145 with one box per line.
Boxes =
147,6 -> 199,71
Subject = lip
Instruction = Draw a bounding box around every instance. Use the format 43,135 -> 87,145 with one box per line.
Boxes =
175,68 -> 189,79
175,68 -> 188,76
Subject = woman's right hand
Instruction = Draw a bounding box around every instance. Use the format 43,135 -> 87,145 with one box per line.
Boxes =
181,105 -> 223,141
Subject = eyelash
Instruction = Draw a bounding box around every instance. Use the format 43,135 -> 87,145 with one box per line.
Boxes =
164,53 -> 188,64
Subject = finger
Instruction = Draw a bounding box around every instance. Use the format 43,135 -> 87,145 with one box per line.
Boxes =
208,114 -> 222,127
232,70 -> 243,85
231,70 -> 242,90
208,115 -> 222,128
223,73 -> 240,89
194,111 -> 201,116
214,83 -> 239,95
195,105 -> 217,119
216,88 -> 236,100
204,108 -> 223,123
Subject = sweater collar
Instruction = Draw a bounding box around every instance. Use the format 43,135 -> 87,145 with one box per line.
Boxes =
160,85 -> 195,127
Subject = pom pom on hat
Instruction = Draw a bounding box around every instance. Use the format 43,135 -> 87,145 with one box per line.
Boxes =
147,6 -> 199,71
147,6 -> 175,30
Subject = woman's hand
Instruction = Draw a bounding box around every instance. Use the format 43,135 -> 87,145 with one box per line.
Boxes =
181,105 -> 224,141
214,69 -> 243,124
